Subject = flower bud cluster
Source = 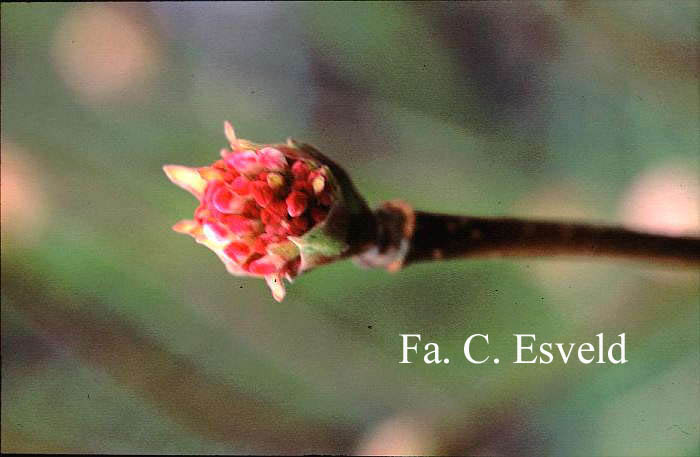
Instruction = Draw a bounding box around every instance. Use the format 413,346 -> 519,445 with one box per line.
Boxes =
164,122 -> 336,301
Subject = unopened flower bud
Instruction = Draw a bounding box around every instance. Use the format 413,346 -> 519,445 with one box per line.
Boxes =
291,160 -> 310,179
251,181 -> 274,207
225,150 -> 263,175
259,147 -> 287,171
164,121 -> 374,301
231,176 -> 251,195
286,191 -> 308,217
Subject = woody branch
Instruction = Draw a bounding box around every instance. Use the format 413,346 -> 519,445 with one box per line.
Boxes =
355,201 -> 700,270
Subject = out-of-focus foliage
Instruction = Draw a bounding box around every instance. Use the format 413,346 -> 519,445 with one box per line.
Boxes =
2,2 -> 698,454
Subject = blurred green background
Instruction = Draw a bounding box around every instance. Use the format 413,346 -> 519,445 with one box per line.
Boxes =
2,2 -> 698,454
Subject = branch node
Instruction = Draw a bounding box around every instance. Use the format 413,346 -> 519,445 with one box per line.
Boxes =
353,200 -> 415,271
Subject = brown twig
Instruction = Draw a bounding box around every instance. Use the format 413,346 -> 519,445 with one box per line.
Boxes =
354,201 -> 700,270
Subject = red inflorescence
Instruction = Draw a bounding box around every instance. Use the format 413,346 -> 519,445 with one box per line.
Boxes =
164,122 -> 336,301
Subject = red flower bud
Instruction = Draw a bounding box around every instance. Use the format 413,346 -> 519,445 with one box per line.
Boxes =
259,147 -> 287,171
251,181 -> 274,207
248,258 -> 277,275
231,176 -> 250,195
286,191 -> 308,217
164,122 -> 370,302
291,160 -> 310,179
222,214 -> 260,236
253,237 -> 268,255
224,241 -> 251,263
267,199 -> 289,219
212,186 -> 238,214
224,149 -> 263,175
